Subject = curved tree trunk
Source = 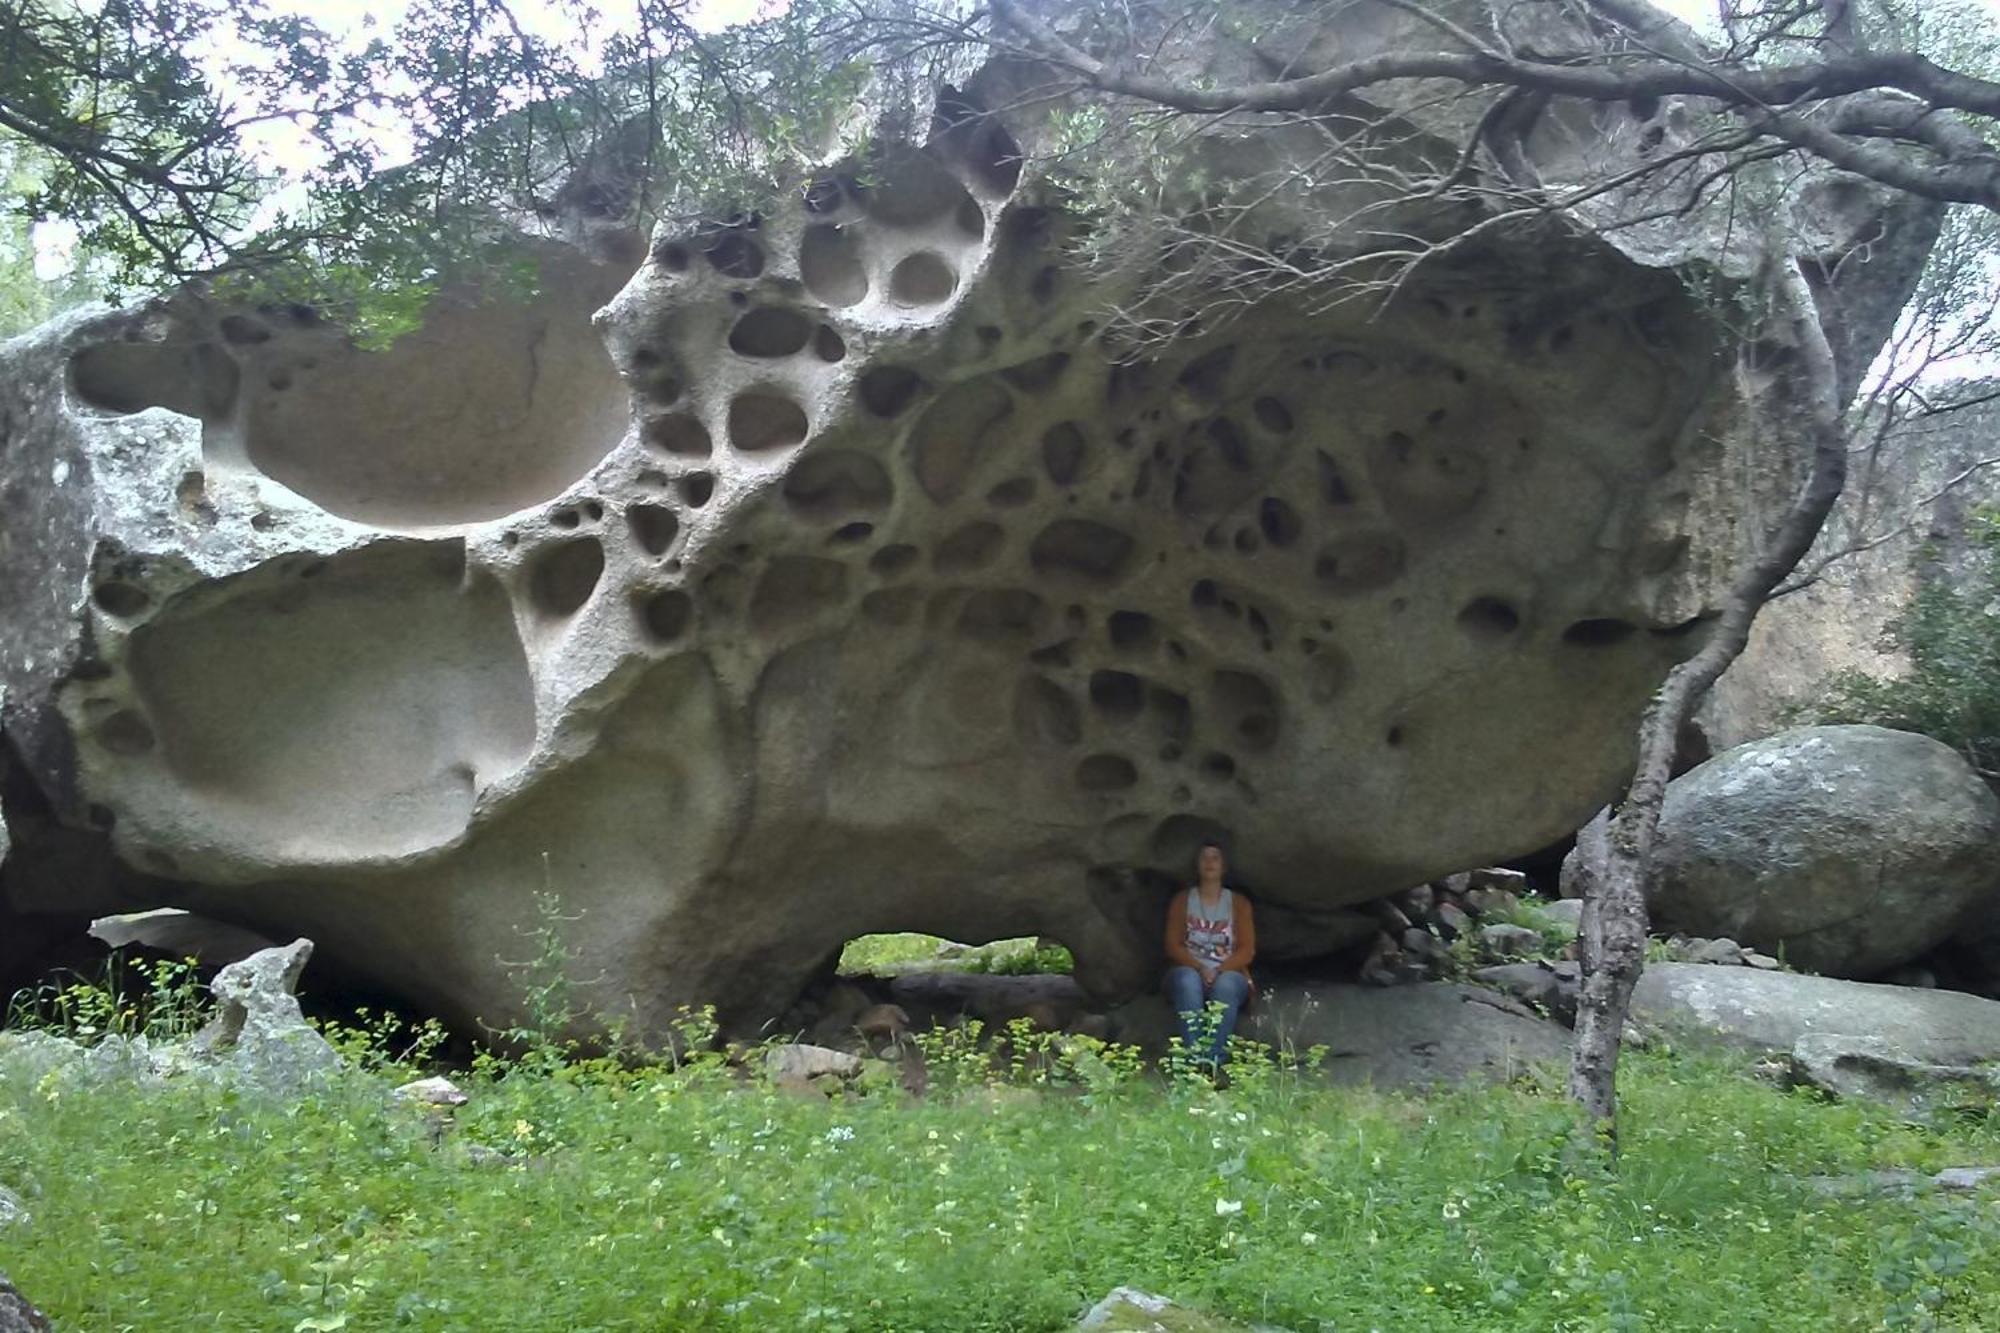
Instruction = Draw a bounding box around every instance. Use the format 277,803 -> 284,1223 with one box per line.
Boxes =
1569,259 -> 1848,1137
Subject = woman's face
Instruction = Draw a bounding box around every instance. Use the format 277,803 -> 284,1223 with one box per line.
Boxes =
1197,846 -> 1225,880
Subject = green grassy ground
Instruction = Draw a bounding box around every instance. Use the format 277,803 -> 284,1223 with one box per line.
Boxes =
837,933 -> 1074,976
4,1034 -> 1999,1332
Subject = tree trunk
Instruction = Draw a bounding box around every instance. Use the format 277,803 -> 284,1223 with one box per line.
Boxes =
1568,260 -> 1848,1139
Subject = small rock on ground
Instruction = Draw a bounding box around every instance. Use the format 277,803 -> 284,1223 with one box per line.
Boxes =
0,1271 -> 49,1333
1077,1287 -> 1292,1332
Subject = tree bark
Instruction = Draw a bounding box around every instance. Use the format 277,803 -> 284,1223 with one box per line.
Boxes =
1568,258 -> 1848,1137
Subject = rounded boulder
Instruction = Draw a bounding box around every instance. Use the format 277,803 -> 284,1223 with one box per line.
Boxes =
1654,725 -> 2000,977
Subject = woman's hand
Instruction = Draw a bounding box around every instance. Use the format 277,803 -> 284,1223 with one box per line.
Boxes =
1199,963 -> 1219,989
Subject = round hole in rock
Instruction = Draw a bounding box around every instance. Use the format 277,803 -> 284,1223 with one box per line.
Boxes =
987,476 -> 1035,508
1258,497 -> 1302,549
1200,752 -> 1236,781
638,588 -> 694,643
1386,724 -> 1406,748
1042,422 -> 1087,485
728,392 -> 809,452
653,240 -> 691,271
830,521 -> 874,545
933,520 -> 1004,575
219,315 -> 271,345
1088,669 -> 1144,720
955,195 -> 987,238
529,538 -> 605,618
802,177 -> 845,214
95,709 -> 158,756
1014,674 -> 1082,746
728,307 -> 814,358
1252,396 -> 1295,433
644,413 -> 712,458
782,448 -> 893,519
703,229 -> 765,278
627,503 -> 679,556
1457,596 -> 1521,641
1108,610 -> 1156,652
860,366 -> 923,418
869,543 -> 919,578
93,581 -> 150,618
799,225 -> 868,307
813,326 -> 847,363
550,508 -> 582,530
1030,518 -> 1136,585
889,252 -> 958,307
1563,617 -> 1639,646
957,588 -> 1046,644
1211,669 -> 1279,752
676,472 -> 716,508
1076,753 -> 1138,792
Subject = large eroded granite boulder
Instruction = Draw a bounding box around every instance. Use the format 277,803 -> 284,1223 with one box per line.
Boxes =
1633,963 -> 2000,1064
1650,726 -> 2000,977
0,2 -> 1936,1036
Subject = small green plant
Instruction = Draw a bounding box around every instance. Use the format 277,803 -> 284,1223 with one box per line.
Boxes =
5,954 -> 207,1044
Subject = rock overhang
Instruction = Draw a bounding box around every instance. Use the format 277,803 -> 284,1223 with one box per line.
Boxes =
0,0 -> 1940,1035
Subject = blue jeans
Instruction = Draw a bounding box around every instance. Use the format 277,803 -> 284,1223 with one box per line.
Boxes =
1164,965 -> 1251,1065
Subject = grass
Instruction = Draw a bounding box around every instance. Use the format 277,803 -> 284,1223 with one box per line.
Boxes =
838,933 -> 1075,977
5,1018 -> 2000,1331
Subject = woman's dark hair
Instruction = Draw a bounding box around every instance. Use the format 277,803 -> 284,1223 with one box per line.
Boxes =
1195,838 -> 1227,862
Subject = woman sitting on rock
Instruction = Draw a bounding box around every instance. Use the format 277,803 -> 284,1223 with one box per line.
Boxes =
1163,840 -> 1257,1071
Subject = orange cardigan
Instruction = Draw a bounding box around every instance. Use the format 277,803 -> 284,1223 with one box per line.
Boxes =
1165,888 -> 1257,976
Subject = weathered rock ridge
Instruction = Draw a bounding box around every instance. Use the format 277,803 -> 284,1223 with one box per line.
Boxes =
0,1 -> 1935,1035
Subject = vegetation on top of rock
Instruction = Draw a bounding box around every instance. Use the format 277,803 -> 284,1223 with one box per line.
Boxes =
1806,512 -> 2000,780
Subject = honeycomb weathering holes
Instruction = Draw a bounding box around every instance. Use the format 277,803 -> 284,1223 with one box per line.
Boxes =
676,472 -> 716,508
1088,669 -> 1144,720
957,588 -> 1045,643
933,521 -> 1004,575
1030,518 -> 1136,585
1014,675 -> 1082,746
800,226 -> 868,307
911,380 -> 1012,503
1107,610 -> 1156,652
642,413 -> 712,458
530,538 -> 606,618
890,252 -> 959,307
869,544 -> 919,577
93,581 -> 151,618
95,709 -> 158,757
1211,670 -> 1279,751
1564,617 -> 1640,646
728,392 -> 810,453
627,503 -> 680,556
1457,596 -> 1522,641
728,308 -> 814,358
1042,423 -> 1087,485
1076,753 -> 1138,792
782,449 -> 893,520
638,588 -> 694,643
702,228 -> 765,278
860,366 -> 923,418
